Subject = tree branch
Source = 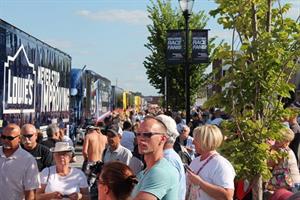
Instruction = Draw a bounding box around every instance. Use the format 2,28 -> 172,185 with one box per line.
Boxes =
266,0 -> 272,32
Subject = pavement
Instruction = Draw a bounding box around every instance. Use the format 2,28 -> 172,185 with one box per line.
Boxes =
71,144 -> 84,169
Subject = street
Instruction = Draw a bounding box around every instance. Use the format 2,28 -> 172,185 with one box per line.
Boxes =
71,144 -> 84,169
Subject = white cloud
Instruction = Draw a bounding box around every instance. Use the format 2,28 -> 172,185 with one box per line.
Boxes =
76,9 -> 150,25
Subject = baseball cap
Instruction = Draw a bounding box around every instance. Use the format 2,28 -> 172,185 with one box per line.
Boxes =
155,114 -> 179,141
106,124 -> 122,136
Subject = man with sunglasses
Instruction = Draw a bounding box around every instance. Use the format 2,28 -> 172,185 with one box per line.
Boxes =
131,116 -> 179,200
21,124 -> 53,171
0,123 -> 40,200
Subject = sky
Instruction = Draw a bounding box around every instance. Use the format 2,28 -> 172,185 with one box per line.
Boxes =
0,0 -> 299,96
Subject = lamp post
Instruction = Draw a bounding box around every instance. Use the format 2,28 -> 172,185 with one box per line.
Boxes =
179,0 -> 194,124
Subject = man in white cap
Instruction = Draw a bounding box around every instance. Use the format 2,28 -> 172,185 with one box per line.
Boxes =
156,114 -> 186,200
131,116 -> 179,200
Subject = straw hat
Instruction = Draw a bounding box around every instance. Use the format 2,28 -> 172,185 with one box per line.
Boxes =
50,142 -> 74,153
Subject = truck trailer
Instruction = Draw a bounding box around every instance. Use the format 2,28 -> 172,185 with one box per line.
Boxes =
0,19 -> 71,132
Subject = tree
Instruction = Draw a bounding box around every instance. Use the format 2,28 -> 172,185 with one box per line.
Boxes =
144,0 -> 212,110
206,0 -> 300,199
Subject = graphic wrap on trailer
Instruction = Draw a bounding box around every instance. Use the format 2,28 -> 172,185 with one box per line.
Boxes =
0,19 -> 71,130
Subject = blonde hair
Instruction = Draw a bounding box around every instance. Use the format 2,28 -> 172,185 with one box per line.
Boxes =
279,127 -> 294,143
193,124 -> 223,152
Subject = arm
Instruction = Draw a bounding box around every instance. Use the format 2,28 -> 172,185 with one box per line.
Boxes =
36,184 -> 63,200
133,191 -> 158,200
187,170 -> 233,200
82,136 -> 89,160
24,190 -> 36,200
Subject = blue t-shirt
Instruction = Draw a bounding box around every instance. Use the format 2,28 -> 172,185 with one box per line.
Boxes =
164,148 -> 186,200
131,158 -> 179,200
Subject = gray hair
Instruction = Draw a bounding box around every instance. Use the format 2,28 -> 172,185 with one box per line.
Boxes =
46,124 -> 59,138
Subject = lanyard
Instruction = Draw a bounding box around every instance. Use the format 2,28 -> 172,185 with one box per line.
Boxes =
195,153 -> 217,175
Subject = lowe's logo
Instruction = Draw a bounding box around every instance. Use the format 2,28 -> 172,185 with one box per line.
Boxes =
3,44 -> 36,113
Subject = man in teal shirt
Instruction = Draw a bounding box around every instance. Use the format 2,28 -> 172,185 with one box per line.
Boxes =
131,116 -> 179,200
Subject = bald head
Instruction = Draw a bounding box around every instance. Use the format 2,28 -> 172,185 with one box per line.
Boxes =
2,123 -> 21,151
4,123 -> 21,135
21,124 -> 37,135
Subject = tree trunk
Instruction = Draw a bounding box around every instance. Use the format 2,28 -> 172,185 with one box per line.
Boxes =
252,175 -> 263,200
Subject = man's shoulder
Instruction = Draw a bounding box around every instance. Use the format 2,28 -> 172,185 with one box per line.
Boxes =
41,139 -> 56,147
150,158 -> 177,176
36,143 -> 51,153
119,145 -> 132,154
18,147 -> 37,161
86,132 -> 101,139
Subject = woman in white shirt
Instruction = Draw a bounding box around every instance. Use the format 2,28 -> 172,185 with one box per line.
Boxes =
186,125 -> 235,200
37,142 -> 89,200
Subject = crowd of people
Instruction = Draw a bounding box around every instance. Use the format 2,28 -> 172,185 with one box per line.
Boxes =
1,106 -> 300,200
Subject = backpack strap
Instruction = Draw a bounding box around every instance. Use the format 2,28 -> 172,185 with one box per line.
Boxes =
46,167 -> 50,183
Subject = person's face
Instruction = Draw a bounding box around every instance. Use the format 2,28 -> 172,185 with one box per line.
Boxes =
136,119 -> 166,155
54,151 -> 72,166
181,127 -> 190,139
21,127 -> 37,149
107,132 -> 120,150
1,127 -> 20,150
193,139 -> 202,155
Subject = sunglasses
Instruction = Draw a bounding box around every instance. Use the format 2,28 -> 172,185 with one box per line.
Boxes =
22,134 -> 34,139
136,132 -> 165,138
0,135 -> 20,141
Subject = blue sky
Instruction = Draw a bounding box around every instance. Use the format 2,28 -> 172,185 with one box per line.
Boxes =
0,0 -> 299,96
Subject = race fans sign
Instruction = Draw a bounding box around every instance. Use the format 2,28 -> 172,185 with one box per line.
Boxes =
166,29 -> 209,64
166,30 -> 184,64
191,29 -> 209,63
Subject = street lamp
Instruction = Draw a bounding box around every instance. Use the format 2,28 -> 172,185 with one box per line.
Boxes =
179,0 -> 194,124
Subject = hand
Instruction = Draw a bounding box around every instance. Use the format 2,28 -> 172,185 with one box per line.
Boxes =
68,192 -> 82,200
186,147 -> 193,152
186,169 -> 202,185
50,191 -> 63,199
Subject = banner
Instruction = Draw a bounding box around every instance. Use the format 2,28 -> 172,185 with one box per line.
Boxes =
191,30 -> 209,63
166,30 -> 184,64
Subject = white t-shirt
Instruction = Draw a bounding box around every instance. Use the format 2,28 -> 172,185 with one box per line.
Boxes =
288,148 -> 300,183
120,130 -> 135,152
188,153 -> 236,200
40,166 -> 88,196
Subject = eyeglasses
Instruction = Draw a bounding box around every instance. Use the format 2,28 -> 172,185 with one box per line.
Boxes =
22,134 -> 34,139
136,132 -> 165,138
0,135 -> 20,141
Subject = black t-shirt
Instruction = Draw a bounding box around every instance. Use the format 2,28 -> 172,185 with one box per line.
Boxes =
22,144 -> 53,172
41,138 -> 57,149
